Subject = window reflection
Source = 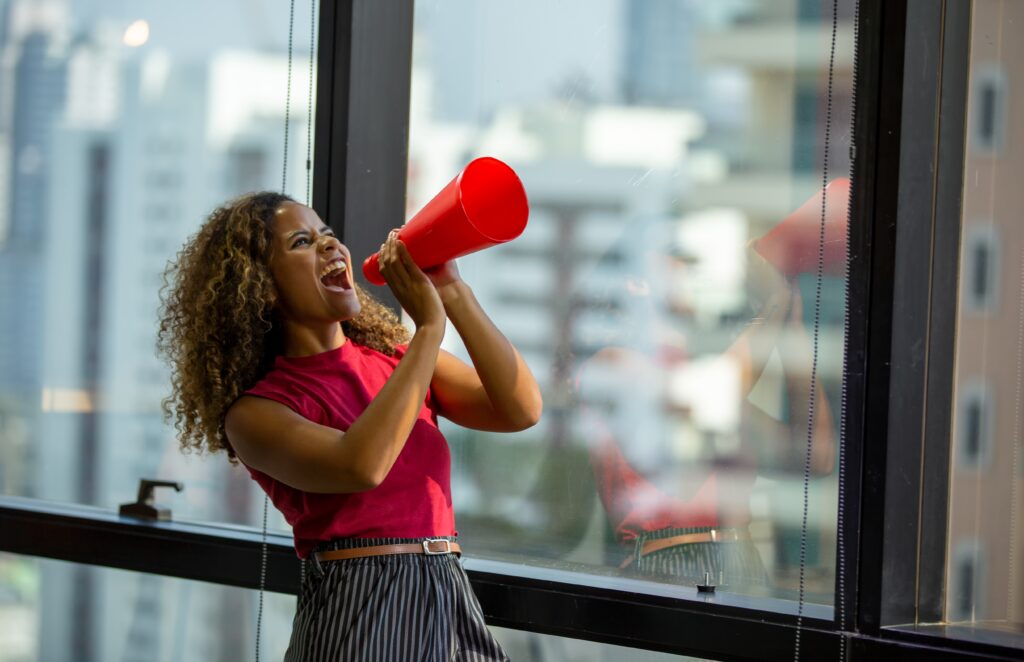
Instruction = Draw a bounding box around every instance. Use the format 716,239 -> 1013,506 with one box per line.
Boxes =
947,0 -> 1024,631
410,0 -> 853,602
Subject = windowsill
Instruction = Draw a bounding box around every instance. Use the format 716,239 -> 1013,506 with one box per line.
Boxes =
463,553 -> 834,622
886,622 -> 1024,654
0,495 -> 832,623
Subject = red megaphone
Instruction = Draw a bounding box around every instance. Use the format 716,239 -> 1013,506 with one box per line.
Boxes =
753,177 -> 851,277
363,156 -> 529,285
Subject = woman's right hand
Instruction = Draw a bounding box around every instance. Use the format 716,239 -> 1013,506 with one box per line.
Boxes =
378,230 -> 446,331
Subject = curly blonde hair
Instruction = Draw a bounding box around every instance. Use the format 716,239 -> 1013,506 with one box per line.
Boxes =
157,191 -> 409,461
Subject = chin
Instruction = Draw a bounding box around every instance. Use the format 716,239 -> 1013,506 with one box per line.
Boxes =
336,300 -> 361,321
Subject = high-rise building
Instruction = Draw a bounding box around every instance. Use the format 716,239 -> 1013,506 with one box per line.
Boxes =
29,29 -> 310,659
621,0 -> 702,109
947,0 -> 1024,626
0,2 -> 68,497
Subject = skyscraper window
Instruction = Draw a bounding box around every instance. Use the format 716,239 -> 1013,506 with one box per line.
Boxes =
964,226 -> 1000,312
970,64 -> 1007,154
950,540 -> 986,622
956,381 -> 993,469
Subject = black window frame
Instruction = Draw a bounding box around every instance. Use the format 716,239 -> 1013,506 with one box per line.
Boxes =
2,0 -> 1023,659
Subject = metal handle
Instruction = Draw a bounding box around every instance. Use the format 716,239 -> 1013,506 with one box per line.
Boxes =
119,479 -> 184,521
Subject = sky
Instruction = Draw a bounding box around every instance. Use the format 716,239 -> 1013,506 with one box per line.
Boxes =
69,0 -> 314,58
413,0 -> 623,123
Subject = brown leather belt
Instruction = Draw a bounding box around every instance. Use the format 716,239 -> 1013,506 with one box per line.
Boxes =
314,539 -> 461,563
620,528 -> 750,569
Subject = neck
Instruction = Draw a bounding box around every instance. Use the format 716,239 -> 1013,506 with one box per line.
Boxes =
279,320 -> 347,357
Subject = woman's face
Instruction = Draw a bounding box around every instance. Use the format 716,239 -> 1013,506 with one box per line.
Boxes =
267,202 -> 360,324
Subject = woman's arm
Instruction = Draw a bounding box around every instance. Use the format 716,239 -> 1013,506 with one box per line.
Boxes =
410,249 -> 541,432
429,279 -> 543,432
725,287 -> 794,398
224,234 -> 447,493
776,288 -> 836,475
226,325 -> 442,493
728,247 -> 835,475
728,293 -> 836,476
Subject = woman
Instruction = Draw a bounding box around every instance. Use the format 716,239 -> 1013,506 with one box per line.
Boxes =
157,191 -> 541,661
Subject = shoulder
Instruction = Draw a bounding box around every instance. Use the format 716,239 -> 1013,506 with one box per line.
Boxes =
225,393 -> 286,428
245,369 -> 304,405
224,394 -> 298,459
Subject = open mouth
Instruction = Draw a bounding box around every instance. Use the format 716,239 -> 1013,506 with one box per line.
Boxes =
319,259 -> 352,292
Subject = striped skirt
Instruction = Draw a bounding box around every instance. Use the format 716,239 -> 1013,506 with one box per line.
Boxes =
284,537 -> 508,662
628,526 -> 770,588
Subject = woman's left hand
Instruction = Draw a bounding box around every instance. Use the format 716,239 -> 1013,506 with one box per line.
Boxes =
385,228 -> 462,294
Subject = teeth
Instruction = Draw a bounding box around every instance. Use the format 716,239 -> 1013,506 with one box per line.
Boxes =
320,261 -> 347,278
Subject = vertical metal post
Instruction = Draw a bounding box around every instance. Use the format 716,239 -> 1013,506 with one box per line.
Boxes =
312,0 -> 415,311
843,0 -> 909,636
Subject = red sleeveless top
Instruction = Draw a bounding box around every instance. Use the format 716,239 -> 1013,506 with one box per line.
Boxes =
239,339 -> 456,558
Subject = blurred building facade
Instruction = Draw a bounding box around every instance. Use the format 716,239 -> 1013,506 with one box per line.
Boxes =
947,0 -> 1024,626
1,1 -> 308,659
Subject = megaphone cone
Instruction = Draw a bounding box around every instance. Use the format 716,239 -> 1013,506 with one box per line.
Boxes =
363,157 -> 529,285
753,177 -> 851,277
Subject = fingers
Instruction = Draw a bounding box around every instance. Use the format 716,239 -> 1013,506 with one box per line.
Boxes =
376,229 -> 445,329
381,230 -> 427,284
378,230 -> 408,287
394,237 -> 420,272
378,229 -> 431,303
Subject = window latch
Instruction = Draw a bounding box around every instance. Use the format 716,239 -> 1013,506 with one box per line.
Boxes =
118,479 -> 184,521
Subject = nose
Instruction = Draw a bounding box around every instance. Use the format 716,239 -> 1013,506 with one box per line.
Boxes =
317,234 -> 341,253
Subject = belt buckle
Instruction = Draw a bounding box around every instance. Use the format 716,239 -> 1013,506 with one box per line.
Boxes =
310,553 -> 324,577
422,538 -> 452,555
710,528 -> 719,543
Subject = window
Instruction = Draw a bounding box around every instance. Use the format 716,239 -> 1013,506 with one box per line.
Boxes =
963,226 -> 1000,313
408,0 -> 853,606
0,552 -> 295,661
491,627 -> 710,661
0,1 -> 316,527
969,64 -> 1008,154
955,380 -> 993,469
945,0 -> 1024,636
5,0 -> 1024,659
949,540 -> 986,623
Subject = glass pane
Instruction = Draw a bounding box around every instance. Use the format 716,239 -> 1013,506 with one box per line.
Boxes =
0,0 -> 317,530
0,552 -> 295,662
491,627 -> 709,661
0,551 -> 717,661
407,0 -> 854,603
946,0 -> 1023,631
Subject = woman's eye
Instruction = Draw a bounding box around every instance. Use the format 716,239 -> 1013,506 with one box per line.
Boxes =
293,238 -> 309,247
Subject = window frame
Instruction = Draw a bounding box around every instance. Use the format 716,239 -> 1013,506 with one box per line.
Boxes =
3,0 -> 1024,659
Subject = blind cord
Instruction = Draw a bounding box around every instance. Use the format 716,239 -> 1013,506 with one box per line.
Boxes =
793,0 -> 840,659
836,1 -> 860,659
256,1 -> 301,660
